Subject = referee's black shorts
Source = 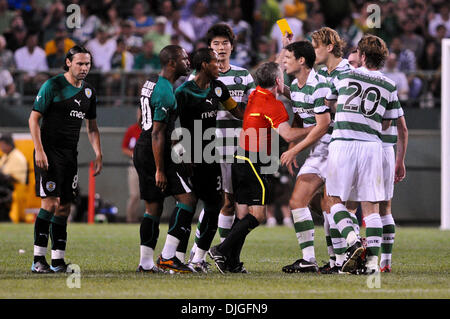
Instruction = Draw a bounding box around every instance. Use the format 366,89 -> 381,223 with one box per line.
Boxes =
34,146 -> 78,203
232,152 -> 271,206
133,142 -> 192,203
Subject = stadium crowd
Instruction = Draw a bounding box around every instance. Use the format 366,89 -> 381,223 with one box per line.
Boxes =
0,0 -> 447,106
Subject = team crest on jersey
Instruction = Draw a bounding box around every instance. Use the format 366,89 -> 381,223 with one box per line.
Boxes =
234,76 -> 242,84
215,87 -> 222,97
85,88 -> 92,98
46,181 -> 56,192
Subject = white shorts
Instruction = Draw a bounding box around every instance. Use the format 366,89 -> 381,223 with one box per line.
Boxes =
382,146 -> 395,201
297,141 -> 328,181
326,140 -> 385,202
220,162 -> 233,194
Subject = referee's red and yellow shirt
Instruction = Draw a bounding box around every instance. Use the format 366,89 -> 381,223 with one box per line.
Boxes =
240,86 -> 289,154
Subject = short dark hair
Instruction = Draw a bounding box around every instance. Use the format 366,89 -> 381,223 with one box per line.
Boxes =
0,134 -> 14,147
192,48 -> 214,71
285,41 -> 316,69
159,44 -> 183,67
64,45 -> 92,71
206,23 -> 235,47
254,62 -> 281,89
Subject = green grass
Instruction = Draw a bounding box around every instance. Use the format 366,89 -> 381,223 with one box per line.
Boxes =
0,223 -> 449,299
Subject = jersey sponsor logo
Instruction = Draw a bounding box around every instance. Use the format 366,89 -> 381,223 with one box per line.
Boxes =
74,99 -> 81,106
234,76 -> 243,84
201,110 -> 217,119
293,107 -> 315,115
230,90 -> 244,98
46,181 -> 56,192
70,110 -> 86,119
85,88 -> 92,98
215,87 -> 222,97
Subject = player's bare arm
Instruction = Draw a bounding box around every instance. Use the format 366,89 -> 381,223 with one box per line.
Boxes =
152,121 -> 167,191
395,115 -> 408,183
86,118 -> 103,176
28,110 -> 48,170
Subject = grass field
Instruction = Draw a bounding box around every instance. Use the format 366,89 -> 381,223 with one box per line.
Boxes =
0,223 -> 449,299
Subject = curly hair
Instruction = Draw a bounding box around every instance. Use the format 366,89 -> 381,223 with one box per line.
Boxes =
357,34 -> 389,69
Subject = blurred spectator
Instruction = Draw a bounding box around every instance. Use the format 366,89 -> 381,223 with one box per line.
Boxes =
375,0 -> 401,47
254,36 -> 273,66
72,3 -> 102,45
419,40 -> 441,70
143,16 -> 170,54
119,20 -> 143,55
100,4 -> 122,39
14,32 -> 48,94
189,0 -> 217,42
41,0 -> 66,45
133,39 -> 160,72
228,6 -> 252,50
44,26 -> 76,56
165,9 -> 195,53
0,0 -> 15,35
429,3 -> 450,38
304,10 -> 325,37
86,25 -> 117,72
0,66 -> 15,98
400,19 -> 425,61
4,16 -> 27,52
336,15 -> 363,55
383,53 -> 409,103
46,36 -> 65,69
127,1 -> 155,36
254,0 -> 281,37
270,4 -> 304,53
106,37 -> 134,102
21,0 -> 46,34
0,35 -> 14,71
122,108 -> 143,223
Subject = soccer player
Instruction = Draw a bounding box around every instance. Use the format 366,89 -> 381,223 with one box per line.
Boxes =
29,45 -> 102,273
175,48 -> 242,272
347,48 -> 360,69
133,44 -> 195,273
325,35 -> 402,274
278,40 -> 331,273
311,27 -> 357,273
208,61 -> 313,273
181,24 -> 255,271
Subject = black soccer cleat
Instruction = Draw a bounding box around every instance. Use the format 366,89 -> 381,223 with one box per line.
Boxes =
156,255 -> 193,273
208,245 -> 227,274
136,265 -> 165,273
50,261 -> 73,273
282,259 -> 319,273
228,262 -> 248,274
342,241 -> 365,273
31,260 -> 53,273
318,261 -> 332,274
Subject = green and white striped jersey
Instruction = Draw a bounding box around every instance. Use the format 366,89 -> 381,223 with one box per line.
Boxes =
318,58 -> 353,101
188,64 -> 255,158
290,68 -> 332,143
332,67 -> 402,143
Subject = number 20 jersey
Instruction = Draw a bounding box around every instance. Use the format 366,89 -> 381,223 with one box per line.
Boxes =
331,67 -> 403,143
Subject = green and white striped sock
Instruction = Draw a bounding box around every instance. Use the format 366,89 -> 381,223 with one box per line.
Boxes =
218,213 -> 234,243
323,212 -> 335,267
326,213 -> 347,266
292,207 -> 315,262
380,214 -> 395,269
364,213 -> 383,259
331,203 -> 358,246
349,212 -> 360,236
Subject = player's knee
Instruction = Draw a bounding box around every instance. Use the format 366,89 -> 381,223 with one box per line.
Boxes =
41,197 -> 60,214
55,203 -> 71,217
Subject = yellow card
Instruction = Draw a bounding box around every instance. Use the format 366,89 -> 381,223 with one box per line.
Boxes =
276,18 -> 293,36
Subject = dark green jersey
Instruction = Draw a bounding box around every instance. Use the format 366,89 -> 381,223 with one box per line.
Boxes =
176,79 -> 236,163
33,73 -> 97,149
137,75 -> 177,153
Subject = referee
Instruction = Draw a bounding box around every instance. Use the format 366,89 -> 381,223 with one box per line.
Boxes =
29,45 -> 102,273
208,62 -> 312,273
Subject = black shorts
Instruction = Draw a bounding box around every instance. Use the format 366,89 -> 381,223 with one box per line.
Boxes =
232,155 -> 270,206
191,163 -> 222,205
133,142 -> 192,202
34,147 -> 78,203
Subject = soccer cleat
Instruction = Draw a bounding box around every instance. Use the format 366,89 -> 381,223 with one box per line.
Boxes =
188,260 -> 210,273
380,265 -> 392,273
228,262 -> 248,274
282,259 -> 319,273
31,260 -> 53,273
342,241 -> 365,273
318,261 -> 332,274
208,245 -> 227,274
136,265 -> 165,273
50,261 -> 72,273
156,255 -> 193,273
